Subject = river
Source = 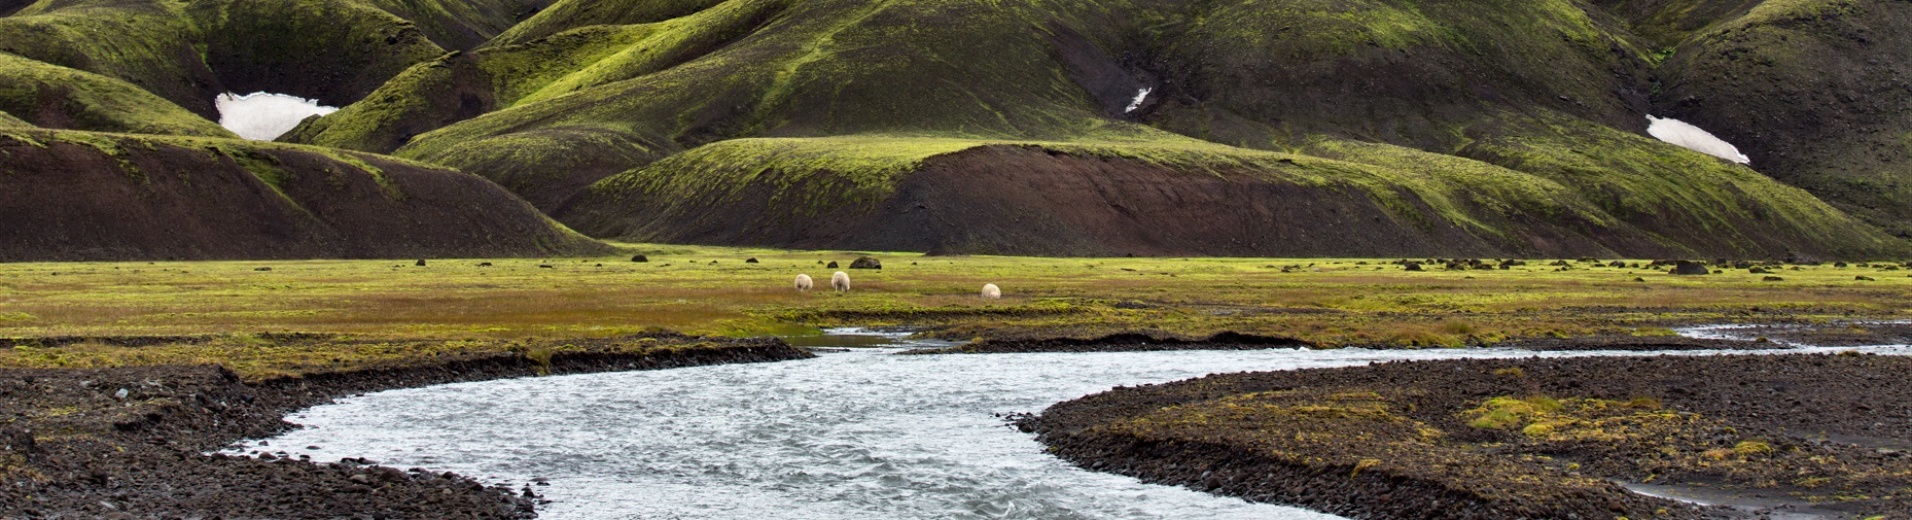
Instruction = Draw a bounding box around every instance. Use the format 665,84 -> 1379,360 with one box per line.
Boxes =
227,328 -> 1909,519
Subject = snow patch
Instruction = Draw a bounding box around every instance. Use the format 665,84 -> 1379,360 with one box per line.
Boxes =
1646,115 -> 1750,165
215,92 -> 338,141
1124,87 -> 1152,113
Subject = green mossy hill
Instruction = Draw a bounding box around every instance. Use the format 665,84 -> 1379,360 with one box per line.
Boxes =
362,0 -> 551,50
7,0 -> 1907,258
188,0 -> 446,108
0,52 -> 235,137
1138,0 -> 1652,150
1657,0 -> 1912,239
279,52 -> 495,152
484,0 -> 727,46
563,128 -> 1894,258
0,111 -> 28,128
0,0 -> 450,118
0,0 -> 216,115
1586,0 -> 1764,46
0,129 -> 608,261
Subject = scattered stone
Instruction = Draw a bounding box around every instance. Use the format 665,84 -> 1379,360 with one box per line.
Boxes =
254,267 -> 272,272
1749,267 -> 1771,274
477,262 -> 492,267
1404,262 -> 1424,272
745,258 -> 759,264
1763,276 -> 1784,281
850,256 -> 882,270
826,261 -> 840,269
1856,275 -> 1876,281
415,259 -> 427,267
631,255 -> 649,262
538,264 -> 554,269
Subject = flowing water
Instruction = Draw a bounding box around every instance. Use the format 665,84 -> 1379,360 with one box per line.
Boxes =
228,329 -> 1910,519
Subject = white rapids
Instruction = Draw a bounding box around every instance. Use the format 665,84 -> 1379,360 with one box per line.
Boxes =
215,92 -> 338,141
227,329 -> 1910,520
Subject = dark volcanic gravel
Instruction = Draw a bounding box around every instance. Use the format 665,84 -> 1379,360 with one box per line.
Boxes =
1497,335 -> 1786,351
1032,353 -> 1912,520
0,337 -> 812,519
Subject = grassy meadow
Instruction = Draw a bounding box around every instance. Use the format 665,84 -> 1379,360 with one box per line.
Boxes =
1,244 -> 1909,347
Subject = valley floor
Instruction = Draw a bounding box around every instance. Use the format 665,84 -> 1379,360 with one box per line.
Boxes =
1,245 -> 1910,518
2,244 -> 1911,353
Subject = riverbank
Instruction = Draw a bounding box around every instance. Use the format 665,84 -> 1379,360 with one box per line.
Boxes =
0,334 -> 811,519
1030,353 -> 1912,519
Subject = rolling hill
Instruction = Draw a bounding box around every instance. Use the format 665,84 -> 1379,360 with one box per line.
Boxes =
1,0 -> 1908,259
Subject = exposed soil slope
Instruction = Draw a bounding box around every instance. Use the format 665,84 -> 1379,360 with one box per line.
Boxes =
0,129 -> 607,261
1034,354 -> 1912,519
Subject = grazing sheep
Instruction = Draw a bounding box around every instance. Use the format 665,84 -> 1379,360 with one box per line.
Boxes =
831,271 -> 851,292
981,283 -> 1001,300
795,274 -> 814,292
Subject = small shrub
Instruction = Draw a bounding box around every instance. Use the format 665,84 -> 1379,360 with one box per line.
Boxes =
1733,440 -> 1774,457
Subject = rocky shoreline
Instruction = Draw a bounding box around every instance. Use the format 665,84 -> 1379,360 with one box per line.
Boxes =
1028,353 -> 1911,520
0,336 -> 813,519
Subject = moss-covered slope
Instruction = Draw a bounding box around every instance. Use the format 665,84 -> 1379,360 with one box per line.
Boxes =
0,129 -> 607,261
0,52 -> 235,137
9,0 -> 1904,258
0,111 -> 29,128
362,0 -> 551,50
0,0 -> 449,120
289,0 -> 1898,257
563,126 -> 1890,258
1656,0 -> 1912,238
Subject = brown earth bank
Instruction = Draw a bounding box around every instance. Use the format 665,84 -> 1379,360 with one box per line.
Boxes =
563,145 -> 1888,259
0,130 -> 608,261
0,334 -> 812,519
1029,354 -> 1912,520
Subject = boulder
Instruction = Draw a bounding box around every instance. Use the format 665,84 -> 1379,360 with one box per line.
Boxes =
1670,261 -> 1710,275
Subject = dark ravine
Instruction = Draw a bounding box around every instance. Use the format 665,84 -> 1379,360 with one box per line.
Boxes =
0,336 -> 813,519
1029,354 -> 1912,520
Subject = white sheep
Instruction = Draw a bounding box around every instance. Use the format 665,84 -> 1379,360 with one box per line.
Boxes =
981,283 -> 1001,300
795,274 -> 813,292
831,271 -> 851,292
